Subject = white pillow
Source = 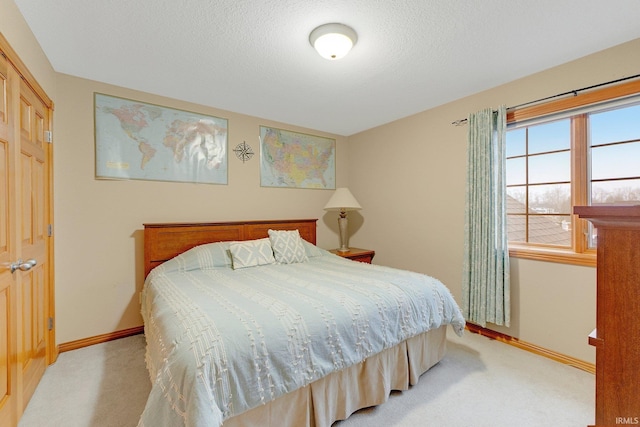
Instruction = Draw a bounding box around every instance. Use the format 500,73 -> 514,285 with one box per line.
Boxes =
268,229 -> 309,264
229,238 -> 275,269
167,241 -> 233,273
302,239 -> 325,258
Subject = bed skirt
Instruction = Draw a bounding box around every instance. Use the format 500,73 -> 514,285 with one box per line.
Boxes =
222,325 -> 448,427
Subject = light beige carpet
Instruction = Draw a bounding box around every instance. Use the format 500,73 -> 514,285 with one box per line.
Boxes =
18,331 -> 595,427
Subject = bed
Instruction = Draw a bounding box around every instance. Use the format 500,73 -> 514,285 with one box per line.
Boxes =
139,219 -> 465,427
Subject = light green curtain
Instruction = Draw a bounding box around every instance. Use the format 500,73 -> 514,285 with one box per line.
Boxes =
462,105 -> 510,327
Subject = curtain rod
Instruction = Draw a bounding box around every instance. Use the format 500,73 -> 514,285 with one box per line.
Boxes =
451,73 -> 640,126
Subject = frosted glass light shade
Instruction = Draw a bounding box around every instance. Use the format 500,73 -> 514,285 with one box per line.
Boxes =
309,23 -> 357,60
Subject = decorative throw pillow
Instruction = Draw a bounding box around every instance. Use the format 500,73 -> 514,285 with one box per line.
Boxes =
229,238 -> 276,269
268,229 -> 309,264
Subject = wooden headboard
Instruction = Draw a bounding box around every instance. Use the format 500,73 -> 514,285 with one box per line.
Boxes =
143,219 -> 317,277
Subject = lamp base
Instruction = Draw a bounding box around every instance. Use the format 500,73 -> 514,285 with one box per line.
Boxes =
337,216 -> 350,252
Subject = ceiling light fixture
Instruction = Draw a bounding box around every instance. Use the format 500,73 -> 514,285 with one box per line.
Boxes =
309,23 -> 357,60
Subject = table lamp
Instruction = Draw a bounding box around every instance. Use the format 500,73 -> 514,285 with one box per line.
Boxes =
324,188 -> 362,252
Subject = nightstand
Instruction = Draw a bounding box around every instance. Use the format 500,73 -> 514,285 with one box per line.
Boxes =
329,248 -> 375,264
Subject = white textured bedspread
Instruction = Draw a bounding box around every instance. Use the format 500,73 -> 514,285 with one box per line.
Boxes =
139,244 -> 465,427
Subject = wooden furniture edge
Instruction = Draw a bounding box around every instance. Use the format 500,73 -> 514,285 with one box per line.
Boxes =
329,247 -> 375,256
575,205 -> 640,426
574,205 -> 640,228
465,323 -> 595,374
330,248 -> 376,263
57,326 -> 144,353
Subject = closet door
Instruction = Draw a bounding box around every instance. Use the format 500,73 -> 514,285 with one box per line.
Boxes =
17,68 -> 49,410
0,46 -> 19,427
0,38 -> 53,426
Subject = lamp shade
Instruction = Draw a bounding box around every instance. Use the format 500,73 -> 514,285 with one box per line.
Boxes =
309,23 -> 357,60
324,188 -> 362,211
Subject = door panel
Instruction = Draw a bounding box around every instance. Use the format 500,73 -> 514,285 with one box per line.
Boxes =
0,282 -> 12,426
0,59 -> 7,257
0,36 -> 53,426
18,78 -> 48,408
0,46 -> 17,427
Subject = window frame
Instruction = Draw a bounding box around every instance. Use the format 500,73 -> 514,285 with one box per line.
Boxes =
506,79 -> 640,267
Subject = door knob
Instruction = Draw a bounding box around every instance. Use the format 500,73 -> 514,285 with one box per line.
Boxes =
10,259 -> 37,273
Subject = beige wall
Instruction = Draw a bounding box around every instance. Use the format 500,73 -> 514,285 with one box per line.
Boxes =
5,0 -> 639,362
53,74 -> 348,343
347,38 -> 640,364
0,0 -> 56,95
3,0 -> 348,345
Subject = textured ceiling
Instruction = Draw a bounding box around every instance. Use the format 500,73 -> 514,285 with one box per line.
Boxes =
14,0 -> 640,136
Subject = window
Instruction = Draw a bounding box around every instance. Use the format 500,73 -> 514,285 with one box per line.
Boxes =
505,80 -> 640,266
507,119 -> 572,247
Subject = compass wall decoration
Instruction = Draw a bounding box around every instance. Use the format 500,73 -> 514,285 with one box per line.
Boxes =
233,141 -> 254,163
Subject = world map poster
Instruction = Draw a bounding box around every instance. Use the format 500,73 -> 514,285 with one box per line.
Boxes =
260,126 -> 335,189
94,93 -> 228,184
